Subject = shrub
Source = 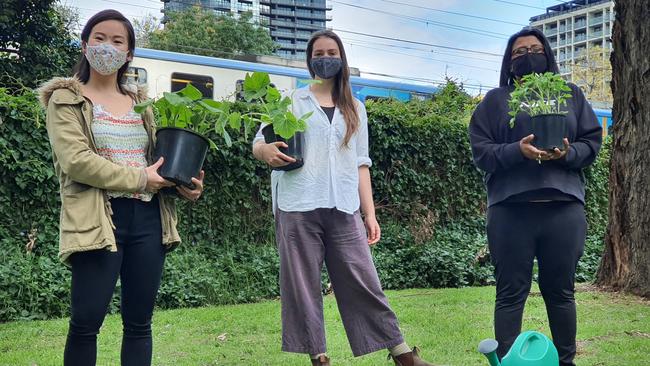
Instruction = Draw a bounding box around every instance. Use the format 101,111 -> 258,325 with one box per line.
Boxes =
0,83 -> 610,321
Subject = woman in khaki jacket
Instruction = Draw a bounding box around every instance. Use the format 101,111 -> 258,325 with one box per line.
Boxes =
39,10 -> 203,366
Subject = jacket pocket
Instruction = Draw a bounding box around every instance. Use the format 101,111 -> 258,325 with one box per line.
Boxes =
63,181 -> 92,195
61,188 -> 101,233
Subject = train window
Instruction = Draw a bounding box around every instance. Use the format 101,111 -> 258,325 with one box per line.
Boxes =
365,96 -> 391,102
235,79 -> 245,101
171,72 -> 214,99
123,67 -> 147,86
412,93 -> 429,101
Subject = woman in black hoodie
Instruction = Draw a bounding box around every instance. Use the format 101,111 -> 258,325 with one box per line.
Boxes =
469,27 -> 602,366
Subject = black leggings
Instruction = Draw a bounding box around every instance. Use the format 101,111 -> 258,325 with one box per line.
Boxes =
64,196 -> 166,366
487,201 -> 586,366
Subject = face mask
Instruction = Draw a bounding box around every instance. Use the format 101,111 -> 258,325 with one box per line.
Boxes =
510,53 -> 548,78
310,57 -> 342,79
85,43 -> 128,76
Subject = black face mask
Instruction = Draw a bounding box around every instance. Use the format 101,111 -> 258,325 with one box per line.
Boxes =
510,53 -> 548,78
310,57 -> 342,79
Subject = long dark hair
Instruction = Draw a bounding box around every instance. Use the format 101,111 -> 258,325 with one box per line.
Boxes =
499,27 -> 560,87
306,30 -> 359,146
73,9 -> 135,94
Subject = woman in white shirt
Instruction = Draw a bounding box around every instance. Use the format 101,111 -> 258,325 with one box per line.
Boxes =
253,30 -> 435,366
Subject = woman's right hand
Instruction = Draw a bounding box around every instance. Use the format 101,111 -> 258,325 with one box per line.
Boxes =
519,134 -> 549,161
258,142 -> 296,168
144,157 -> 175,192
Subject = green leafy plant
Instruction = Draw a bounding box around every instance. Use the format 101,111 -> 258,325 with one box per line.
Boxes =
240,72 -> 313,139
134,71 -> 312,148
134,83 -> 241,150
507,72 -> 573,127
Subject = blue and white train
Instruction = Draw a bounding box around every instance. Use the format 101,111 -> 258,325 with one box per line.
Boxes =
128,48 -> 437,103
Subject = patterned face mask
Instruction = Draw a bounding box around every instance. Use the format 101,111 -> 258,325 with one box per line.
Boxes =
310,57 -> 342,79
85,43 -> 128,76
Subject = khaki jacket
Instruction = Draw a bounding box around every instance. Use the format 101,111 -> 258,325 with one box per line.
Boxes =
38,77 -> 181,264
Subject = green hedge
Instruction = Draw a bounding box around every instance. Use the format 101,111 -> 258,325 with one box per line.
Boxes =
0,83 -> 610,321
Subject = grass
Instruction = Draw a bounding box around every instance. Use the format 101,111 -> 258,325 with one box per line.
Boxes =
0,285 -> 648,366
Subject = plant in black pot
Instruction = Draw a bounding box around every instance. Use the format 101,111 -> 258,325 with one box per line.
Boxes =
240,72 -> 313,171
134,83 -> 241,188
508,72 -> 573,152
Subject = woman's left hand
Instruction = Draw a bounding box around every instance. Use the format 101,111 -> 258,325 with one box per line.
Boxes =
364,215 -> 381,246
176,170 -> 204,202
547,138 -> 570,160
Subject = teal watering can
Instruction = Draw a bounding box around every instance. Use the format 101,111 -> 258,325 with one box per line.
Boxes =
478,331 -> 559,366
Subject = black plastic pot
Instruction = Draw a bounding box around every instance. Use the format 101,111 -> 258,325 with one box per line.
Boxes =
154,127 -> 209,188
262,124 -> 304,171
531,113 -> 567,152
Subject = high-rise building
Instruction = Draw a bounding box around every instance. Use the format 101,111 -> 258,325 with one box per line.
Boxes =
530,0 -> 614,107
161,0 -> 332,59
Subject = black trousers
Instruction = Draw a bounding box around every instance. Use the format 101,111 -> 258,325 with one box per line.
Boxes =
64,196 -> 166,366
487,201 -> 586,366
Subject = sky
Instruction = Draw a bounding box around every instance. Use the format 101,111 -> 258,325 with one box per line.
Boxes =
63,0 -> 567,94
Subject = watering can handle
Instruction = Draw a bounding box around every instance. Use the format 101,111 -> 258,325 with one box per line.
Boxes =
478,339 -> 500,366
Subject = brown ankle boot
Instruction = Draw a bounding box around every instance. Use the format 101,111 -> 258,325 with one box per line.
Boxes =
388,346 -> 438,366
310,355 -> 330,366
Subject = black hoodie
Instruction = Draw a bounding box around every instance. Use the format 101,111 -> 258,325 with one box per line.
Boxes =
469,26 -> 602,207
469,83 -> 602,207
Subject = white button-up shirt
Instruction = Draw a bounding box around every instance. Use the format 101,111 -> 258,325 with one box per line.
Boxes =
253,87 -> 372,215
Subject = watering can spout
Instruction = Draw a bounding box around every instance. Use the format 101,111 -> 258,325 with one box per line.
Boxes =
478,339 -> 501,366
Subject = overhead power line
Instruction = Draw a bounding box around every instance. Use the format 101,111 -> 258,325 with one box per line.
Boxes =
98,0 -> 160,10
374,0 -> 527,26
344,42 -> 499,72
490,0 -> 546,10
331,28 -> 504,58
339,36 -> 502,63
331,0 -> 510,39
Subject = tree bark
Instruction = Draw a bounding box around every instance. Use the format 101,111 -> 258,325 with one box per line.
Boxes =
596,0 -> 650,298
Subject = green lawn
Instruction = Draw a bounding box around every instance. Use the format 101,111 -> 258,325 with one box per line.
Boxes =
1,285 -> 648,366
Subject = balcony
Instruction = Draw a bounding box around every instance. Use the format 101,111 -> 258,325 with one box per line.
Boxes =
294,21 -> 324,30
544,27 -> 558,36
550,41 -> 558,48
277,42 -> 296,50
560,38 -> 567,46
294,11 -> 329,21
270,19 -> 297,28
589,16 -> 603,25
270,0 -> 330,9
295,10 -> 317,18
590,30 -> 604,39
574,34 -> 587,42
574,21 -> 587,29
272,8 -> 295,16
295,31 -> 313,40
271,30 -> 296,38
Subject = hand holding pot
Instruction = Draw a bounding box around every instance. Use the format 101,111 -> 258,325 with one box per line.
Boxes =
144,157 -> 175,192
177,170 -> 204,202
548,138 -> 570,160
259,141 -> 296,168
519,134 -> 549,161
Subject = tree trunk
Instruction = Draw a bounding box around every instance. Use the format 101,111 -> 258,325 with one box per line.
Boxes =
596,0 -> 650,298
